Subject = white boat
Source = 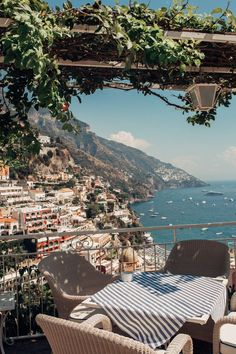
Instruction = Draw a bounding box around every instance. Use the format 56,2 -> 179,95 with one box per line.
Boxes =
201,228 -> 208,231
161,216 -> 167,220
140,213 -> 145,216
229,198 -> 234,202
188,197 -> 193,200
167,201 -> 173,204
205,191 -> 224,196
216,232 -> 223,235
148,208 -> 154,212
153,212 -> 159,215
150,214 -> 157,217
202,201 -> 206,204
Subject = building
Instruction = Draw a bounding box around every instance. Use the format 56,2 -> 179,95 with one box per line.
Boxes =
55,188 -> 74,202
38,135 -> 51,145
0,217 -> 18,235
29,189 -> 46,202
0,165 -> 9,181
12,205 -> 59,234
0,185 -> 31,206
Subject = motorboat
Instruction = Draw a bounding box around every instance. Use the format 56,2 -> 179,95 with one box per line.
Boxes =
205,191 -> 224,196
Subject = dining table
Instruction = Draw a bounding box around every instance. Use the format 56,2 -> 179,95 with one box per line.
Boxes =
78,272 -> 227,349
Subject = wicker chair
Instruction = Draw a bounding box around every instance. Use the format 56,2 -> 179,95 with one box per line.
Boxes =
36,313 -> 193,354
213,292 -> 236,354
38,251 -> 118,319
163,239 -> 230,278
164,240 -> 230,343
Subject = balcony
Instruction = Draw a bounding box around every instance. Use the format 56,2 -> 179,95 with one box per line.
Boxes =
0,221 -> 235,354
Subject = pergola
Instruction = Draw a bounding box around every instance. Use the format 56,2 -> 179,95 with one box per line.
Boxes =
1,2 -> 236,163
1,17 -> 236,92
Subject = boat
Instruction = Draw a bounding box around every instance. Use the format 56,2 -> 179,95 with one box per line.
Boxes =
202,200 -> 206,204
161,216 -> 167,220
150,214 -> 157,217
148,208 -> 154,212
167,201 -> 173,204
153,212 -> 159,215
216,232 -> 223,235
205,191 -> 224,196
229,198 -> 234,202
201,228 -> 208,231
140,213 -> 145,216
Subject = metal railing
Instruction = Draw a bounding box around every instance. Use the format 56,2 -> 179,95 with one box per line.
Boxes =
0,220 -> 236,341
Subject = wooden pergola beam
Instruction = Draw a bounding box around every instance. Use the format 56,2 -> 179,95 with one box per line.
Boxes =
1,17 -> 236,44
73,24 -> 236,44
58,59 -> 236,74
0,56 -> 235,75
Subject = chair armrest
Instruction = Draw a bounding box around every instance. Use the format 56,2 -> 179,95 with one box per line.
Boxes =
213,315 -> 236,354
63,293 -> 89,302
166,334 -> 193,354
230,292 -> 236,311
80,314 -> 112,332
214,277 -> 228,286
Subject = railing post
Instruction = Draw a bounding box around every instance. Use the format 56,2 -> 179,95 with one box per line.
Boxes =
173,228 -> 177,243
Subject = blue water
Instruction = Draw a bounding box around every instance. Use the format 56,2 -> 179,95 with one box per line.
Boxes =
132,181 -> 236,244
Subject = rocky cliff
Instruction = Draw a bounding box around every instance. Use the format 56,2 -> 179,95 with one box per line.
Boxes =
29,110 -> 207,199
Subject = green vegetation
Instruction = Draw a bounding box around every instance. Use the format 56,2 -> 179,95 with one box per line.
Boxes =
1,0 -> 236,164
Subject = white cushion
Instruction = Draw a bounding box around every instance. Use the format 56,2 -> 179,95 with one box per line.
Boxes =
220,343 -> 236,354
220,313 -> 236,354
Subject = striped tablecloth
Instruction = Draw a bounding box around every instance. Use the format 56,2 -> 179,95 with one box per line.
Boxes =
91,272 -> 226,348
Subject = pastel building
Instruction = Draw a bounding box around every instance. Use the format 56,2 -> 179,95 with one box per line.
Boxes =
0,166 -> 9,181
0,217 -> 18,235
12,205 -> 59,234
0,185 -> 31,206
29,190 -> 46,202
55,188 -> 74,202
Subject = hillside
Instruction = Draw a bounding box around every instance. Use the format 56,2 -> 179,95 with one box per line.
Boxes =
29,110 -> 207,199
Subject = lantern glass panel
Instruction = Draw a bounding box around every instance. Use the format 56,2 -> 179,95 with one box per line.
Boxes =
198,85 -> 217,109
189,89 -> 199,109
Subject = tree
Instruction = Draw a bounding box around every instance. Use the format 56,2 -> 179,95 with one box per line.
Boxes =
86,203 -> 100,219
72,196 -> 80,205
1,1 -> 235,164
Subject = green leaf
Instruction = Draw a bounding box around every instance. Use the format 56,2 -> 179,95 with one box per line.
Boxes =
194,59 -> 201,67
211,8 -> 223,14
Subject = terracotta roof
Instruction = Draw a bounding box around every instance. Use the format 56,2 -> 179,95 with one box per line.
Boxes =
0,217 -> 17,223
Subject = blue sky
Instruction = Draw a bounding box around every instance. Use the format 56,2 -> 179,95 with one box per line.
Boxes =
48,1 -> 236,181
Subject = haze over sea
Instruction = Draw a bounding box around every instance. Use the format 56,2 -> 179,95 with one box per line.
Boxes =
132,181 -> 236,246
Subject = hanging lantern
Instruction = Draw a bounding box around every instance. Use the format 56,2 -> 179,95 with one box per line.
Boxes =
187,83 -> 220,111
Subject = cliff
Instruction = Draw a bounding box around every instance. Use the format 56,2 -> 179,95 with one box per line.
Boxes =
29,110 -> 207,199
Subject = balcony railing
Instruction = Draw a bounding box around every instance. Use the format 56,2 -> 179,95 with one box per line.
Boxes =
0,220 -> 236,342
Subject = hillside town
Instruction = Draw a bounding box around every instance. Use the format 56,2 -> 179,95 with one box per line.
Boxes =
0,137 -> 152,279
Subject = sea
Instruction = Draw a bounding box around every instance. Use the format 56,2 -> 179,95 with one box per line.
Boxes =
132,180 -> 236,246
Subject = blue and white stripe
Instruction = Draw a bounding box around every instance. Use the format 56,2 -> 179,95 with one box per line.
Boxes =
91,272 -> 226,348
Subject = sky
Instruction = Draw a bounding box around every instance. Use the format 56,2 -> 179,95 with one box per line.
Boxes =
48,0 -> 236,181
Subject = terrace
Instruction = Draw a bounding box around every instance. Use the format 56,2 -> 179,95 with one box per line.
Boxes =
1,2 -> 236,354
0,221 -> 235,354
